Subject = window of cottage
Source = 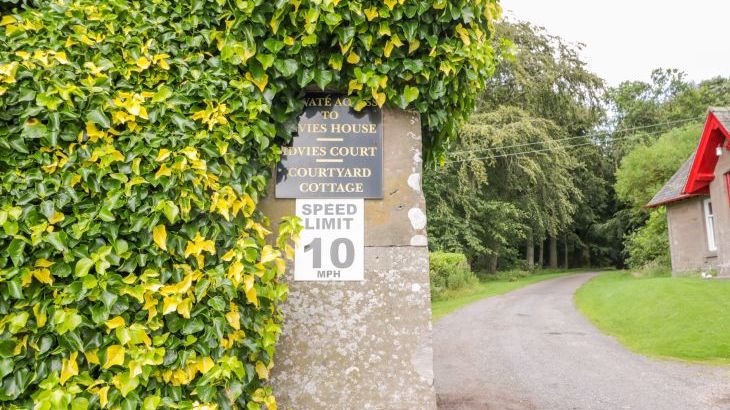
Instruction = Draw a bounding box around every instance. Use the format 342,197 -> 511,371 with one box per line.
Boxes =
703,198 -> 717,252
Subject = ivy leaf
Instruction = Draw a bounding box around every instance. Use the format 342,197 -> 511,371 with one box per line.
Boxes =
75,257 -> 94,277
153,225 -> 167,250
315,70 -> 334,90
59,352 -> 79,385
8,239 -> 25,267
274,59 -> 298,78
86,109 -> 111,129
404,85 -> 420,104
103,345 -> 125,369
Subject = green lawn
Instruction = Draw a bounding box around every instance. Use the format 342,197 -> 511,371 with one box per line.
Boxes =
432,270 -> 572,321
575,272 -> 730,364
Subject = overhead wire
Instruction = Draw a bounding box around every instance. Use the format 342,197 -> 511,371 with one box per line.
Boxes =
442,127 -> 672,164
448,116 -> 703,157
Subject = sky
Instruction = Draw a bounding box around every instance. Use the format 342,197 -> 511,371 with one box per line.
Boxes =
500,0 -> 730,86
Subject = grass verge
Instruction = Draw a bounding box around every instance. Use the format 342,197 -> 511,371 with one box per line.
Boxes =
575,271 -> 730,364
432,270 -> 575,321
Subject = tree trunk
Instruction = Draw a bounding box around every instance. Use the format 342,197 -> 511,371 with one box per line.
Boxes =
538,241 -> 544,268
489,254 -> 498,274
526,230 -> 534,270
563,234 -> 569,269
549,236 -> 558,269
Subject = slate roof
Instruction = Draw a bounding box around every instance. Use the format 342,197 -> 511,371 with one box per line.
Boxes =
645,152 -> 700,208
711,107 -> 730,131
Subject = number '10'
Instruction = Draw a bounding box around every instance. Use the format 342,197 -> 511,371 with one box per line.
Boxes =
304,238 -> 355,268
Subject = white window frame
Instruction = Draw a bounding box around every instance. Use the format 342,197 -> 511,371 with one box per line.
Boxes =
703,198 -> 717,252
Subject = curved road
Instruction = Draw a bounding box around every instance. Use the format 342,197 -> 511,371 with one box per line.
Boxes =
433,273 -> 730,409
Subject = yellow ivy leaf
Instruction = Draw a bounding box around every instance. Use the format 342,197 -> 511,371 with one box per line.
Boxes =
60,352 -> 79,385
32,303 -> 47,328
255,361 -> 269,380
105,316 -> 125,331
260,245 -> 278,263
155,164 -> 172,179
184,233 -> 216,259
84,349 -> 100,365
364,7 -> 379,21
35,259 -> 54,268
245,286 -> 258,307
48,211 -> 64,224
384,0 -> 397,10
153,225 -> 167,251
346,51 -> 360,64
222,249 -> 237,262
156,148 -> 172,162
455,23 -> 471,46
384,40 -> 394,57
0,15 -> 16,26
225,303 -> 240,330
198,357 -> 214,374
177,297 -> 192,318
372,90 -> 386,107
32,268 -> 53,285
98,386 -> 110,408
353,100 -> 368,111
136,56 -> 151,70
246,72 -> 269,92
13,335 -> 27,356
348,79 -> 363,94
162,295 -> 180,315
103,345 -> 125,369
409,39 -> 421,54
160,273 -> 193,296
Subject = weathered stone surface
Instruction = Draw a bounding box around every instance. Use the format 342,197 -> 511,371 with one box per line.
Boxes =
271,247 -> 435,409
260,107 -> 436,409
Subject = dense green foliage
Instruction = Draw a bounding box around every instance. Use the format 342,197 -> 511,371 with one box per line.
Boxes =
615,124 -> 702,209
576,272 -> 730,363
426,21 -> 609,271
623,209 -> 670,268
0,0 -> 500,408
426,106 -> 578,269
429,252 -> 476,296
614,124 -> 701,268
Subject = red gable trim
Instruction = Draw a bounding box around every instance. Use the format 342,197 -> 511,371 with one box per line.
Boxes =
684,112 -> 729,195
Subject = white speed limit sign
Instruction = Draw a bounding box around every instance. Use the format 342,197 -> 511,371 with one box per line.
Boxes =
294,199 -> 364,281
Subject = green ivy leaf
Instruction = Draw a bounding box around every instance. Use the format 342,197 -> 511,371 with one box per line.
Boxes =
86,109 -> 111,129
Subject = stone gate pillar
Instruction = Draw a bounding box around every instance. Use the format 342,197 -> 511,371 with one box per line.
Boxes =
260,107 -> 436,409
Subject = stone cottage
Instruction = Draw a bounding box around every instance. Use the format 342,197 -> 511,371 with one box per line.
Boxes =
646,108 -> 730,276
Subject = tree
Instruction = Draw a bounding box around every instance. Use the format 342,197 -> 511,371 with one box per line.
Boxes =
477,20 -> 609,268
426,107 -> 579,272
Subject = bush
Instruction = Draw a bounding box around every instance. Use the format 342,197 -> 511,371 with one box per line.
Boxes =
625,208 -> 671,268
429,252 -> 477,296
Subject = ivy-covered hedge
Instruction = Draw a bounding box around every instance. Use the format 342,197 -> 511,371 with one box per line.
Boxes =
0,0 -> 499,408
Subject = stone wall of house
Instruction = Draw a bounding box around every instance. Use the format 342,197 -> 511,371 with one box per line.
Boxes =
667,196 -> 718,274
259,108 -> 437,409
709,144 -> 730,276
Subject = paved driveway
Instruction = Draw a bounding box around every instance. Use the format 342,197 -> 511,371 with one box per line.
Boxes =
433,273 -> 730,409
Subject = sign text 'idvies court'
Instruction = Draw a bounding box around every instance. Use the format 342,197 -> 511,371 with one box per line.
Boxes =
275,94 -> 384,198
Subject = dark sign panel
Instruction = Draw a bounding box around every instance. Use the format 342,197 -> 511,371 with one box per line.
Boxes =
275,94 -> 384,199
